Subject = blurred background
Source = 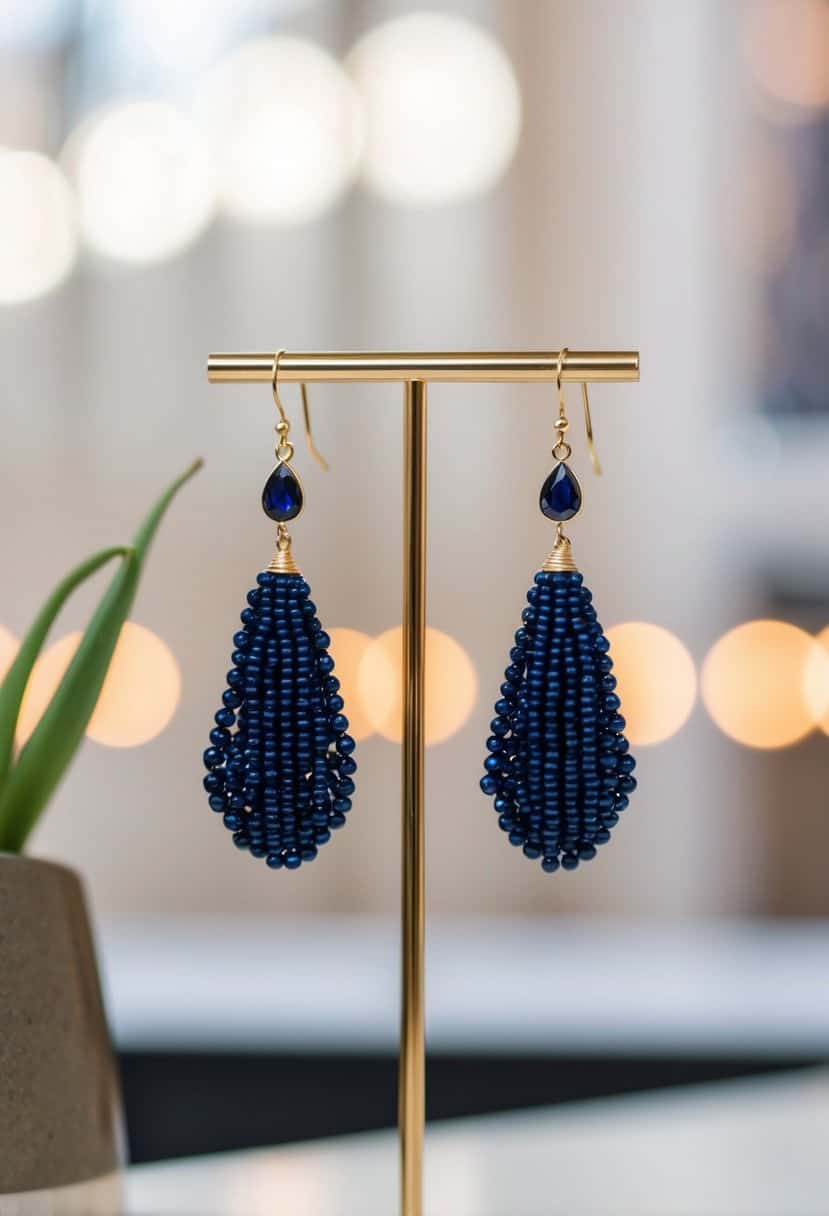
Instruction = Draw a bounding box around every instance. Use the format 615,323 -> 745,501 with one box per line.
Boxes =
1,0 -> 828,1168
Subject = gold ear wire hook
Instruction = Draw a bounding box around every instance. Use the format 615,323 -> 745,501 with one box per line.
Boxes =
556,347 -> 602,476
300,382 -> 330,472
271,349 -> 330,472
581,382 -> 602,476
555,346 -> 568,423
271,349 -> 289,430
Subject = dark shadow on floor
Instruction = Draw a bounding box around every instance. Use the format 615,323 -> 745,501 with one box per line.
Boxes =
120,1050 -> 820,1164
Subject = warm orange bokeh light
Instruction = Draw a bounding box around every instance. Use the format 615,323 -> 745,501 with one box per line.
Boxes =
16,632 -> 79,744
744,0 -> 829,117
0,625 -> 18,682
17,621 -> 181,748
605,622 -> 697,746
326,627 -> 375,741
804,625 -> 829,737
702,620 -> 826,749
358,626 -> 478,745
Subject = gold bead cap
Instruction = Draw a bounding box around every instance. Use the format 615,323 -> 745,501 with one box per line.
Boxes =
267,548 -> 301,575
267,525 -> 301,575
541,532 -> 578,573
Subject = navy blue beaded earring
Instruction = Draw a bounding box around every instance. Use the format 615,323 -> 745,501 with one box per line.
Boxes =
480,349 -> 637,874
202,352 -> 356,871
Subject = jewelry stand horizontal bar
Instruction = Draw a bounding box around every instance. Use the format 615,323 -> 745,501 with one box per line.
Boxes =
207,347 -> 640,1216
207,350 -> 639,384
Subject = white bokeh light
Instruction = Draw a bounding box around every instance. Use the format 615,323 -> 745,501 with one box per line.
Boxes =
0,148 -> 78,304
346,12 -> 522,206
200,36 -> 364,225
64,101 -> 216,264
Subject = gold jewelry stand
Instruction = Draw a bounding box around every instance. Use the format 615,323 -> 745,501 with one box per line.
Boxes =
207,350 -> 640,1216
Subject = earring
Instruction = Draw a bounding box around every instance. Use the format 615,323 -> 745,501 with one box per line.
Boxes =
202,351 -> 356,871
480,349 -> 636,873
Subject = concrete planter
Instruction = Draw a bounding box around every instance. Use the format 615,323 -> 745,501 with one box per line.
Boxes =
0,856 -> 123,1213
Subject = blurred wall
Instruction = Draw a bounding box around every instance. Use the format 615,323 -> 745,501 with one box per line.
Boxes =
1,1 -> 824,923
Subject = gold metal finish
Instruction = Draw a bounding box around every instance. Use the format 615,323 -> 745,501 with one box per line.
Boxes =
400,381 -> 426,1216
266,548 -> 300,575
208,345 -> 641,1216
271,351 -> 296,463
208,349 -> 640,384
300,383 -> 330,472
267,523 -> 301,575
272,349 -> 329,471
581,383 -> 602,476
552,349 -> 574,461
553,348 -> 602,473
554,348 -> 571,447
542,528 -> 579,573
271,349 -> 288,421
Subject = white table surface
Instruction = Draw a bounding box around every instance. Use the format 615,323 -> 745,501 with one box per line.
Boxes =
100,917 -> 829,1055
126,1069 -> 829,1215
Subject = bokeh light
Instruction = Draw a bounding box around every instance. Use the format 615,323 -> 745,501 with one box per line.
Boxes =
804,625 -> 829,737
17,622 -> 181,748
0,148 -> 78,304
65,101 -> 216,263
201,36 -> 364,224
86,621 -> 181,746
0,625 -> 19,682
358,626 -> 478,745
16,631 -> 92,744
743,0 -> 829,121
605,622 -> 697,746
702,620 -> 826,749
327,627 -> 375,742
346,12 -> 521,206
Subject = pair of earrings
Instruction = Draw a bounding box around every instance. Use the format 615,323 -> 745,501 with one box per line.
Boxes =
202,348 -> 636,874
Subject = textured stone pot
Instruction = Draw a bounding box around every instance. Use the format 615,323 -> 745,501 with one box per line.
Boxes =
0,856 -> 123,1213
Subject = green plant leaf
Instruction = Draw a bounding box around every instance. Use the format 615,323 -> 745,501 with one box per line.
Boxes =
0,545 -> 132,796
0,458 -> 202,852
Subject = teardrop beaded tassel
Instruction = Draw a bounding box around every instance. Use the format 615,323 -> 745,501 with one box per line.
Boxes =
480,474 -> 637,874
202,461 -> 356,872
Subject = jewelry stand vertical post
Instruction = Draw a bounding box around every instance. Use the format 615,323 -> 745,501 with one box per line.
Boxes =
400,380 -> 427,1216
207,350 -> 640,1216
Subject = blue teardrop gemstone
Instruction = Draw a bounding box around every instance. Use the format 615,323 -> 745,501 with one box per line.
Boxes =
539,462 -> 582,521
262,463 -> 303,521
